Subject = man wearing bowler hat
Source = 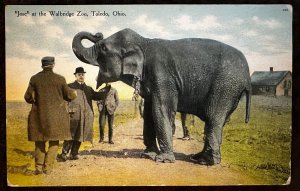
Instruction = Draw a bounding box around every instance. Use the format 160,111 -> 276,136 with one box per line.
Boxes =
58,67 -> 106,161
24,56 -> 77,174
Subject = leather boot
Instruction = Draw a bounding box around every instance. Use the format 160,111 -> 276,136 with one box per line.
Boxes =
60,140 -> 72,161
70,141 -> 81,160
108,124 -> 114,144
182,127 -> 190,140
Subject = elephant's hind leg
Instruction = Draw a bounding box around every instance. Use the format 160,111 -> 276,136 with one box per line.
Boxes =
191,100 -> 229,165
193,118 -> 224,165
190,123 -> 223,165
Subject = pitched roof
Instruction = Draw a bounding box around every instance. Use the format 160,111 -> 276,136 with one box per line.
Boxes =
251,71 -> 291,86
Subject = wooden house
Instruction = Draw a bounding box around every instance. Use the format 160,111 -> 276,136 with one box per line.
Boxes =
251,67 -> 292,96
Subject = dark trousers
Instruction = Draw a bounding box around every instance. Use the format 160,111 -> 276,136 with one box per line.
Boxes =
62,140 -> 81,157
171,113 -> 190,137
35,140 -> 59,171
99,108 -> 114,141
181,113 -> 190,137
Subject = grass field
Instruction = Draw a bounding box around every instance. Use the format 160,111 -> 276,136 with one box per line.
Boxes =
187,95 -> 291,184
6,95 -> 291,184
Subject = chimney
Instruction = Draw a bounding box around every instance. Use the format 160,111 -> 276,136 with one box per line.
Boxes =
270,67 -> 273,72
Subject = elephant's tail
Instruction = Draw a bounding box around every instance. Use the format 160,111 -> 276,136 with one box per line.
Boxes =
245,88 -> 251,123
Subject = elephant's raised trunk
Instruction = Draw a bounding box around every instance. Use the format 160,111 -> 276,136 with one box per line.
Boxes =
72,32 -> 103,66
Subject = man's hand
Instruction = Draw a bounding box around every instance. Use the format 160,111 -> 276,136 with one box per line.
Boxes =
68,88 -> 77,99
105,85 -> 111,92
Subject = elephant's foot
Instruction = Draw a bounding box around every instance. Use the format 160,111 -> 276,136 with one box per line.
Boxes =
190,151 -> 220,166
190,151 -> 204,162
140,147 -> 159,160
155,152 -> 175,163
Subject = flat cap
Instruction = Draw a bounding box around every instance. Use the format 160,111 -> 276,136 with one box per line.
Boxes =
41,56 -> 55,66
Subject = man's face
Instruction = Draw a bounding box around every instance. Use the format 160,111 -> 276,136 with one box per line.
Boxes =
75,73 -> 85,83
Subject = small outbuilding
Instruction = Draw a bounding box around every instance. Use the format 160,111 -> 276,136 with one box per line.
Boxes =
251,67 -> 292,97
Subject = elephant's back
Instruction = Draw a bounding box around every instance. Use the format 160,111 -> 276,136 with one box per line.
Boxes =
169,38 -> 242,60
160,38 -> 249,76
154,38 -> 250,114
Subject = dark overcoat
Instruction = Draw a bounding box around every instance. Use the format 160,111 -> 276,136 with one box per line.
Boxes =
68,81 -> 105,142
24,68 -> 76,141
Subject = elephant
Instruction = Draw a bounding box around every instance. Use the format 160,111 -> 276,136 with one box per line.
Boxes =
72,28 -> 251,165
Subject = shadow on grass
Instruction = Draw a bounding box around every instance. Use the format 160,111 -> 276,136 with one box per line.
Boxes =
79,148 -> 193,162
9,149 -> 35,175
13,148 -> 34,158
7,164 -> 36,176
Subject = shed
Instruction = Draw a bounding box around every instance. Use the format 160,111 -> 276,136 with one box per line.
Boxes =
251,67 -> 292,96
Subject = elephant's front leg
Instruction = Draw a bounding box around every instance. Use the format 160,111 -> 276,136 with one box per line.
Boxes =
152,94 -> 177,163
141,98 -> 159,160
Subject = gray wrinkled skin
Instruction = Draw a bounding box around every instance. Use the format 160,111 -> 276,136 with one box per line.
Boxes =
72,28 -> 251,165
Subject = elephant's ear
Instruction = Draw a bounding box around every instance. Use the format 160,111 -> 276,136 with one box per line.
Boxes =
122,44 -> 144,78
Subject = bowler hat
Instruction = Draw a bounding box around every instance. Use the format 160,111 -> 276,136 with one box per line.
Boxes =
74,67 -> 86,74
41,56 -> 55,66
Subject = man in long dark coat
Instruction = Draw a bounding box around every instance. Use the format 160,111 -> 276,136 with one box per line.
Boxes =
24,56 -> 77,175
59,67 -> 106,161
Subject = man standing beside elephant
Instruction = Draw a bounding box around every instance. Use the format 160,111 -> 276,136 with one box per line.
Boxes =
24,56 -> 77,174
97,83 -> 119,144
172,113 -> 191,140
59,67 -> 106,161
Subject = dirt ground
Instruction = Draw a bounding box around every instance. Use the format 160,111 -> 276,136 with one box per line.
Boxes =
8,117 -> 263,186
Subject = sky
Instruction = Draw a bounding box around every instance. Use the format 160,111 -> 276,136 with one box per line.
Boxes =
5,5 -> 292,101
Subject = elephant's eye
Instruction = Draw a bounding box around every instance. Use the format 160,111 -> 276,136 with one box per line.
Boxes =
101,44 -> 107,52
